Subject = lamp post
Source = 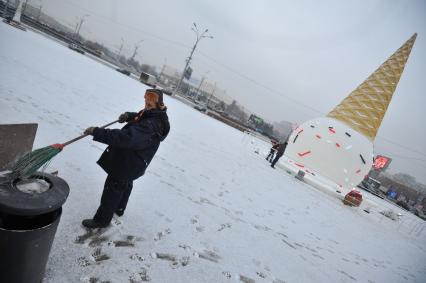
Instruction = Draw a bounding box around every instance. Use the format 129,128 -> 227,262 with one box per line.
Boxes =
195,70 -> 210,101
12,0 -> 24,22
158,57 -> 167,82
75,14 -> 89,41
22,0 -> 29,16
2,0 -> 9,18
173,23 -> 213,96
206,82 -> 217,108
36,4 -> 42,21
117,38 -> 124,57
116,37 -> 124,64
129,39 -> 144,62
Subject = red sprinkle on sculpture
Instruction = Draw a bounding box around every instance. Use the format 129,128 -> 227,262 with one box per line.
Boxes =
298,150 -> 311,157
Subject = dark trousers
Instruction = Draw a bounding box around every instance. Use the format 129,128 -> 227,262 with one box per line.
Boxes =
271,152 -> 284,167
266,149 -> 276,162
93,175 -> 133,225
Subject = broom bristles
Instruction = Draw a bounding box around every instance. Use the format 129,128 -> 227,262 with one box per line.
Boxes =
11,145 -> 62,179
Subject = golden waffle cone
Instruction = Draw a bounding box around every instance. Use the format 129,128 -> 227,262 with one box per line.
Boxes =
327,33 -> 417,141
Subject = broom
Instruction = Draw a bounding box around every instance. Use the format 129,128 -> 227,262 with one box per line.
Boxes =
11,120 -> 119,179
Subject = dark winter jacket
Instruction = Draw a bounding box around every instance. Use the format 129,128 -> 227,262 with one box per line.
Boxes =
272,143 -> 280,150
92,108 -> 170,181
276,142 -> 287,154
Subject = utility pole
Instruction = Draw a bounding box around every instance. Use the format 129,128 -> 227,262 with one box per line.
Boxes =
129,40 -> 144,62
173,22 -> 213,96
3,0 -> 9,18
22,0 -> 29,16
75,14 -> 89,42
159,65 -> 166,78
73,21 -> 79,35
12,0 -> 24,22
195,76 -> 206,101
158,59 -> 167,81
116,38 -> 124,63
207,82 -> 217,108
36,4 -> 42,22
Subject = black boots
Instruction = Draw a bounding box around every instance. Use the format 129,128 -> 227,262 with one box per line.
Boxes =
81,219 -> 109,229
115,209 -> 124,217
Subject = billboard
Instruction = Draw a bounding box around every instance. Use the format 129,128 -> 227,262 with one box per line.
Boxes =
372,155 -> 392,171
184,67 -> 193,80
248,114 -> 264,125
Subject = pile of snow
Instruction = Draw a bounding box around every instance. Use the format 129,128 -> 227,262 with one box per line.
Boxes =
16,178 -> 50,194
380,210 -> 401,221
1,23 -> 425,283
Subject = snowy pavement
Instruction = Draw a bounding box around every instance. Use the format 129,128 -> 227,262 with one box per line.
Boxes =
1,22 -> 425,283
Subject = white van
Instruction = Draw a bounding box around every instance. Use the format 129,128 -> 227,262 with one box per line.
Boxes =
139,72 -> 157,87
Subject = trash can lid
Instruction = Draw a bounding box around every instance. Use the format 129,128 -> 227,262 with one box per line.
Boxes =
0,173 -> 69,216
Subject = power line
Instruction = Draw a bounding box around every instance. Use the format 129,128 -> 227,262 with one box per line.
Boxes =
376,135 -> 426,158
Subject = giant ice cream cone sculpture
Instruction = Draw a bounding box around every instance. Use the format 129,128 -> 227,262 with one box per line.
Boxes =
284,34 -> 417,190
328,33 -> 417,141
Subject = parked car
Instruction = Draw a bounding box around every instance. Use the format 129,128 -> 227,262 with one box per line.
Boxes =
343,189 -> 363,207
194,105 -> 207,112
396,200 -> 410,211
116,68 -> 131,76
68,43 -> 85,54
214,109 -> 225,115
162,87 -> 173,96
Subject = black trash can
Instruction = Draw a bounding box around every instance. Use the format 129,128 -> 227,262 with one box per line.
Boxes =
0,173 -> 69,283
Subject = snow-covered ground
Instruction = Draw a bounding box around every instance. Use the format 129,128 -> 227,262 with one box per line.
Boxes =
1,23 -> 425,283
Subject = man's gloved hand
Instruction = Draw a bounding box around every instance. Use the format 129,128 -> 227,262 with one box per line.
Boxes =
118,112 -> 129,123
84,127 -> 97,135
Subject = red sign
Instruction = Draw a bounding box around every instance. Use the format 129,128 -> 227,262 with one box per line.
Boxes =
373,155 -> 392,170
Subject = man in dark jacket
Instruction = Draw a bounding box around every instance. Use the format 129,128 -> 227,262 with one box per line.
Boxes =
270,142 -> 287,169
82,89 -> 170,228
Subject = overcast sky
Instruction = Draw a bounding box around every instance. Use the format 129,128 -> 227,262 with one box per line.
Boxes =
29,0 -> 426,183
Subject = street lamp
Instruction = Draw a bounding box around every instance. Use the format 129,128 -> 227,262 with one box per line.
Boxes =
206,82 -> 217,109
129,39 -> 144,62
36,4 -> 42,21
195,70 -> 210,101
173,23 -> 213,96
22,0 -> 29,16
117,37 -> 124,62
75,14 -> 89,41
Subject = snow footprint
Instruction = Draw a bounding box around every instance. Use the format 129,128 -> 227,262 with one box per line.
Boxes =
111,235 -> 138,247
76,256 -> 91,267
129,267 -> 151,282
75,228 -> 108,245
151,252 -> 190,269
195,250 -> 221,263
239,274 -> 255,283
91,247 -> 110,263
154,228 -> 171,241
217,223 -> 232,232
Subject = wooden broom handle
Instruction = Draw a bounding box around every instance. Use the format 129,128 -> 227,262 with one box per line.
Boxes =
61,120 -> 119,147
